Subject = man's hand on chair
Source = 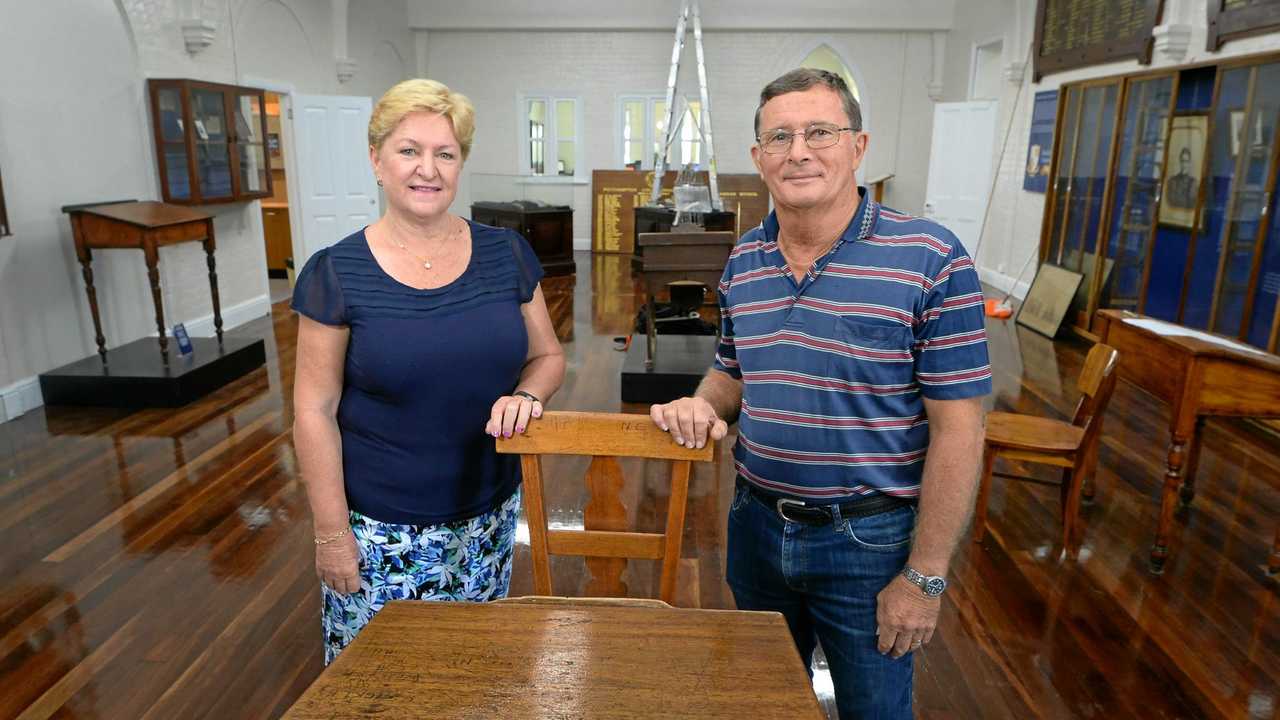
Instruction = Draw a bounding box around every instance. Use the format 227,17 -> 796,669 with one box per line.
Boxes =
650,397 -> 727,450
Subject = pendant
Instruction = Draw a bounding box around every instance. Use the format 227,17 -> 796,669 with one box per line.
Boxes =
423,261 -> 432,269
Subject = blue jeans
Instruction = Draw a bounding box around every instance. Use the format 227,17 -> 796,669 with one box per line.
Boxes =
727,480 -> 915,720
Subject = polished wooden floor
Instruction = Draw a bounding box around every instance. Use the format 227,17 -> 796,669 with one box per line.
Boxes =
1,252 -> 1277,719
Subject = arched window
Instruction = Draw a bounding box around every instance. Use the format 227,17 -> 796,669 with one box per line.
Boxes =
800,45 -> 860,105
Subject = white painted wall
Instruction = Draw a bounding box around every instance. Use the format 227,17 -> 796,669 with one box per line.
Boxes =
425,29 -> 942,239
408,0 -> 957,32
0,0 -> 411,418
938,0 -> 1280,300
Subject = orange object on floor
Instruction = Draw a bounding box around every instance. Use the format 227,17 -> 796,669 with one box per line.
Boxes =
984,298 -> 1013,318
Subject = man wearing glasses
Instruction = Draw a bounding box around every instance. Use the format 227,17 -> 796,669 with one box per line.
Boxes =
651,69 -> 990,719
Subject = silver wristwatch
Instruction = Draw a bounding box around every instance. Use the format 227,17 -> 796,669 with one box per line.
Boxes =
901,566 -> 947,597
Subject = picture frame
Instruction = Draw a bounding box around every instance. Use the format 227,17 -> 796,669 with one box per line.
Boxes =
1157,113 -> 1208,230
1016,263 -> 1085,339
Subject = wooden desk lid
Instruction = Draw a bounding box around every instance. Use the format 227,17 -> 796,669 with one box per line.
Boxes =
75,201 -> 213,228
1097,309 -> 1280,373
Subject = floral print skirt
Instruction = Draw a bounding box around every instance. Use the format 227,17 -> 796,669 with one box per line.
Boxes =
321,489 -> 521,664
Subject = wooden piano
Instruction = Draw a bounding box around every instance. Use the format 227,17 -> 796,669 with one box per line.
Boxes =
1094,309 -> 1280,573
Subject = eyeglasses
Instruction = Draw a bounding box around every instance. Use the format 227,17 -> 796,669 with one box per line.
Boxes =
757,124 -> 855,154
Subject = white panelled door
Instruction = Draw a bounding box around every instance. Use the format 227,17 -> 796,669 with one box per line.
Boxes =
922,101 -> 998,254
290,94 -> 379,267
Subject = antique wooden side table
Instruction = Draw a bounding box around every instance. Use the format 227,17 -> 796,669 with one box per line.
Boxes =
67,201 -> 222,365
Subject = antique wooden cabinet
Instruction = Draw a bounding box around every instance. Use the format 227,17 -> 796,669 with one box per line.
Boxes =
147,79 -> 273,205
470,201 -> 575,277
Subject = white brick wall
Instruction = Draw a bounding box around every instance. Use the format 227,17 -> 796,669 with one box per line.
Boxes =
425,29 -> 945,239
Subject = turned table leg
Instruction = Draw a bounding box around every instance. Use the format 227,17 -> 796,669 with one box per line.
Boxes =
645,292 -> 657,371
1150,413 -> 1199,574
144,242 -> 169,364
1178,417 -> 1206,508
203,219 -> 224,346
77,245 -> 108,365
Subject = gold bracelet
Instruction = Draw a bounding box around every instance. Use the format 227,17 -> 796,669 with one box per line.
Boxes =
314,528 -> 349,545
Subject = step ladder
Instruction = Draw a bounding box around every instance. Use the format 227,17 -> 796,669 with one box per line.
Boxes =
650,0 -> 722,211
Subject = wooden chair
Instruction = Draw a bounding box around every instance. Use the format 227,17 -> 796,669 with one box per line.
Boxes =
973,343 -> 1120,558
495,411 -> 714,604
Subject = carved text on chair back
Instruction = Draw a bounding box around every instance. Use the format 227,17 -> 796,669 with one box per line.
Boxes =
496,411 -> 714,604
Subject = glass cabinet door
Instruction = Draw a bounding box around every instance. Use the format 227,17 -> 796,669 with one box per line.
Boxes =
155,85 -> 191,201
1044,81 -> 1121,328
191,87 -> 233,200
1103,75 -> 1175,312
1208,61 -> 1280,339
234,90 -> 270,196
1046,86 -> 1082,266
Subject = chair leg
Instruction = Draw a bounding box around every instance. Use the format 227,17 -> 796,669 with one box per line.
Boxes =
972,445 -> 997,542
1269,527 -> 1280,576
1062,461 -> 1087,560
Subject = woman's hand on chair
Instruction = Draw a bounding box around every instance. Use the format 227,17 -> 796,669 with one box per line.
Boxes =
487,393 -> 543,438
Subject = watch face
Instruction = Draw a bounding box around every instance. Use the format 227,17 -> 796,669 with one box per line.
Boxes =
924,577 -> 947,596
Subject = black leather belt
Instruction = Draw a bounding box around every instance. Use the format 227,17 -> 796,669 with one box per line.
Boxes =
743,481 -> 913,526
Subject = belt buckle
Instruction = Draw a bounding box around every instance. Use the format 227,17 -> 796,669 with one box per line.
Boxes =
775,498 -> 808,523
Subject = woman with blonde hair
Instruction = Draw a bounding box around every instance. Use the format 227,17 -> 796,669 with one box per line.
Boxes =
290,78 -> 565,663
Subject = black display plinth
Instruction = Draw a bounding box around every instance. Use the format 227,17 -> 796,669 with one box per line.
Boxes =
621,334 -> 718,405
39,335 -> 266,408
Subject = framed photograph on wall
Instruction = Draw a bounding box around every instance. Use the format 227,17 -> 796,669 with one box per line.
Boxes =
1158,114 -> 1208,230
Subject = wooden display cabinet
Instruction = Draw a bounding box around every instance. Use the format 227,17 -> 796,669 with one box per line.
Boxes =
470,201 -> 574,277
147,79 -> 273,205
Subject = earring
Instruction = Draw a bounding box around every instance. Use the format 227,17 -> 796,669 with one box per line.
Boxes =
376,178 -> 383,187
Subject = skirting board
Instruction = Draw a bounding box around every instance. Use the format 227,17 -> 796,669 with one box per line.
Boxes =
0,292 -> 270,422
573,236 -> 590,252
185,293 -> 273,338
978,267 -> 1030,301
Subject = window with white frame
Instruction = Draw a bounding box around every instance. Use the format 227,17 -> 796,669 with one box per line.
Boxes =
618,95 -> 703,170
521,95 -> 580,177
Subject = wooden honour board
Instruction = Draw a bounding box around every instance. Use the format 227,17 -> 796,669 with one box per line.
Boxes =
1032,0 -> 1160,81
592,170 -> 769,255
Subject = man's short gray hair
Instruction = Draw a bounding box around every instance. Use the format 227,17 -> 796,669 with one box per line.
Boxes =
754,68 -> 862,137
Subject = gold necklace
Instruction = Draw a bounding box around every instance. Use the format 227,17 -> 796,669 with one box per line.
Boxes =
391,218 -> 458,270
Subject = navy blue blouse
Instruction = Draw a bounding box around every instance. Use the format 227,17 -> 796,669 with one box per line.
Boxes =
291,221 -> 544,525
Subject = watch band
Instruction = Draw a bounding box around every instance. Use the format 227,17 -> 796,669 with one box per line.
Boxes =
513,390 -> 541,404
901,566 -> 947,597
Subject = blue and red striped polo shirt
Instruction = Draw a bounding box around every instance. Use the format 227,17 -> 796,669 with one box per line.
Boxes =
714,187 -> 991,502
